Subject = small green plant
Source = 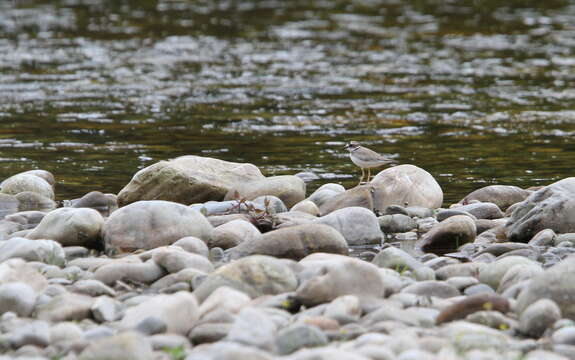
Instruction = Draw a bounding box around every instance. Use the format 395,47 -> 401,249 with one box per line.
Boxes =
163,345 -> 186,360
393,263 -> 410,276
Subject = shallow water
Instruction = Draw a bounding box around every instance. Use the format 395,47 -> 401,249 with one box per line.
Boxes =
1,0 -> 575,204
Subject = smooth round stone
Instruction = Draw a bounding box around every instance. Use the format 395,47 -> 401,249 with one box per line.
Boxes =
78,332 -> 154,360
134,316 -> 167,335
189,323 -> 232,344
103,200 -> 213,252
275,324 -> 328,355
315,206 -> 383,246
0,282 -> 36,317
554,233 -> 575,246
436,209 -> 476,222
1,173 -> 54,200
226,223 -> 348,260
520,299 -> 562,338
290,200 -> 320,216
401,281 -> 459,298
194,255 -> 298,302
420,215 -> 477,256
553,327 -> 575,345
173,236 -> 209,257
378,214 -> 417,234
50,322 -> 84,345
464,284 -> 495,296
370,164 -> 443,209
27,207 -> 105,249
446,276 -> 480,291
529,229 -> 557,246
451,202 -> 504,220
69,191 -> 118,216
209,219 -> 261,249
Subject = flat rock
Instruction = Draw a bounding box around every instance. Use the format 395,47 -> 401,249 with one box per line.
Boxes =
103,200 -> 213,252
227,224 -> 348,260
451,202 -> 504,219
459,185 -> 531,211
94,259 -> 166,286
401,280 -> 459,298
117,155 -> 264,206
36,292 -> 94,322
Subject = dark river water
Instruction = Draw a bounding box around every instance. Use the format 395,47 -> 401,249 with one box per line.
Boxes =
1,0 -> 575,204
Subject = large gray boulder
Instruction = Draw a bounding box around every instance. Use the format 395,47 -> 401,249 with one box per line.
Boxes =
194,255 -> 298,302
314,207 -> 383,246
507,178 -> 575,242
370,164 -> 443,210
296,253 -> 386,307
117,155 -> 264,206
224,175 -> 306,208
103,200 -> 213,252
26,207 -> 104,248
517,255 -> 575,319
1,171 -> 55,200
459,185 -> 531,211
226,224 -> 348,260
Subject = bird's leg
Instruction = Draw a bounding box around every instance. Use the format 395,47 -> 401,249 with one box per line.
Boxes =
367,168 -> 371,182
358,168 -> 365,185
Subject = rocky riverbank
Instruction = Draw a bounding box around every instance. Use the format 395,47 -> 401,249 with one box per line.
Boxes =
1,155 -> 575,360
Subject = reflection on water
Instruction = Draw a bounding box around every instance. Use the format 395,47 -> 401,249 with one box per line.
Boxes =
1,0 -> 575,204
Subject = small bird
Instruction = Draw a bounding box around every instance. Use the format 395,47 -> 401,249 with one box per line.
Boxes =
343,141 -> 396,185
